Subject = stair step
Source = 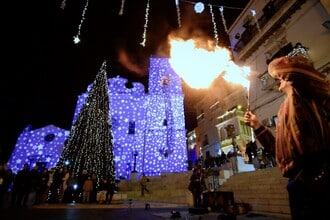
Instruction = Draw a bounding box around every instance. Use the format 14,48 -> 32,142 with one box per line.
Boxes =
119,167 -> 290,216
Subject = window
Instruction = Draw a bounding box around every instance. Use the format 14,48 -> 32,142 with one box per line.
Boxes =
128,121 -> 135,134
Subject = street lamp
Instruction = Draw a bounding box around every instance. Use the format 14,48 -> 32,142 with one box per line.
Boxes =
132,151 -> 138,173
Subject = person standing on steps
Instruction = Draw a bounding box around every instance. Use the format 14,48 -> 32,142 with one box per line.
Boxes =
140,173 -> 149,196
188,166 -> 206,208
244,55 -> 330,220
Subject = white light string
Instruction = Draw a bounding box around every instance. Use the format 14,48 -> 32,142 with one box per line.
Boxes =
140,0 -> 150,47
180,0 -> 244,36
219,6 -> 228,34
209,4 -> 219,45
73,0 -> 90,44
70,0 -> 247,47
60,0 -> 67,10
175,0 -> 181,28
287,43 -> 310,58
181,0 -> 245,11
119,0 -> 125,15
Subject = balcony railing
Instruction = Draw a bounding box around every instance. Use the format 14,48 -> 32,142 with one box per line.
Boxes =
233,0 -> 305,57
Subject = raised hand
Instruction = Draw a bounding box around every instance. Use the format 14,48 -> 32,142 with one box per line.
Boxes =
244,111 -> 261,130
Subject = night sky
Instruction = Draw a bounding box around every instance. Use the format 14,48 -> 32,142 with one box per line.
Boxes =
1,0 -> 247,162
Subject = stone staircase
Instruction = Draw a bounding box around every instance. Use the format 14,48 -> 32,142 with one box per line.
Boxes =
117,171 -> 194,206
117,167 -> 290,219
220,168 -> 290,219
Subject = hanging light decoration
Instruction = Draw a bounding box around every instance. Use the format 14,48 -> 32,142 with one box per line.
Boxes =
119,0 -> 125,15
287,43 -> 310,59
209,4 -> 219,46
140,0 -> 150,47
73,0 -> 90,44
175,0 -> 181,28
194,2 -> 205,14
60,0 -> 67,10
219,6 -> 228,34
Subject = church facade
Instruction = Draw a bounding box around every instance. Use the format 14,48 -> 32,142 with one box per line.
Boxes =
7,57 -> 188,179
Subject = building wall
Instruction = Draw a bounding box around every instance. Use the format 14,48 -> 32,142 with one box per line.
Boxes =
74,57 -> 187,178
7,125 -> 70,174
228,0 -> 330,138
9,58 -> 188,179
190,0 -> 330,160
194,77 -> 248,158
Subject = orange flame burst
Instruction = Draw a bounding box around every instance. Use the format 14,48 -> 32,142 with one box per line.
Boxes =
168,37 -> 250,90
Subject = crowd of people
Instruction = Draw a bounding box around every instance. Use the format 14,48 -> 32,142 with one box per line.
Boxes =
2,55 -> 328,219
188,55 -> 330,219
0,163 -> 117,208
196,143 -> 275,174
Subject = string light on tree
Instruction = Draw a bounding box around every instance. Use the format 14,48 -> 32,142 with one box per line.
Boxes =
209,4 -> 219,46
140,0 -> 150,47
73,0 -> 90,44
71,58 -> 187,177
219,6 -> 228,34
57,61 -> 116,182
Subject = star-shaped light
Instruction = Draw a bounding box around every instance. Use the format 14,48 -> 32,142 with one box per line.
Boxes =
73,36 -> 81,44
37,144 -> 44,150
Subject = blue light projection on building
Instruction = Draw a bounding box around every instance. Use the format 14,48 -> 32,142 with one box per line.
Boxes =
73,57 -> 188,178
7,58 -> 187,178
7,125 -> 70,174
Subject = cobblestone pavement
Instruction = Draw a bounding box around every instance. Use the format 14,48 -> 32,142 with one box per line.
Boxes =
0,201 -> 288,220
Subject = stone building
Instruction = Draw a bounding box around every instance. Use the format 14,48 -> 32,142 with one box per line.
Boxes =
191,0 -> 330,168
8,58 -> 188,179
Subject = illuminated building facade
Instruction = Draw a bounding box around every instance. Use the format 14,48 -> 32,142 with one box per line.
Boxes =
73,57 -> 187,178
7,125 -> 70,174
8,57 -> 187,178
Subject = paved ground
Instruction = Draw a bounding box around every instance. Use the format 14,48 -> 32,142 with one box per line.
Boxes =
0,201 -> 288,220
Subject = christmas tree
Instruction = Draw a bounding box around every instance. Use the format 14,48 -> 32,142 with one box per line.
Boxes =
57,61 -> 115,182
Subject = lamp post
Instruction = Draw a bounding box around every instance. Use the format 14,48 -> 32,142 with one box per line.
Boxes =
132,151 -> 138,173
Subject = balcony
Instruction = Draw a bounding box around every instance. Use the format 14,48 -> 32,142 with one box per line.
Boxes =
233,0 -> 306,61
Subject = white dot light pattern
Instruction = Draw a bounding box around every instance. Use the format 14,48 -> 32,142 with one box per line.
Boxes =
71,57 -> 187,179
8,58 -> 187,178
